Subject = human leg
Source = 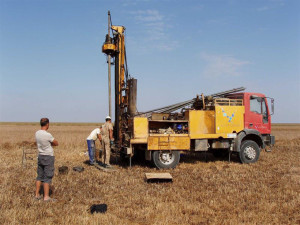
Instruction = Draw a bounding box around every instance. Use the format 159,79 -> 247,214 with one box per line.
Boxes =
43,183 -> 50,200
87,140 -> 95,164
36,156 -> 44,198
92,140 -> 95,162
106,142 -> 111,165
103,138 -> 111,165
35,180 -> 42,198
43,156 -> 55,200
103,141 -> 106,164
101,140 -> 105,164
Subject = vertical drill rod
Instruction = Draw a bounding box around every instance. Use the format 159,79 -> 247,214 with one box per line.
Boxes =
108,11 -> 112,118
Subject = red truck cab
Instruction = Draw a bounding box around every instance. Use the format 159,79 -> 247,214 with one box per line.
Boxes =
226,92 -> 275,162
243,92 -> 272,134
227,92 -> 274,134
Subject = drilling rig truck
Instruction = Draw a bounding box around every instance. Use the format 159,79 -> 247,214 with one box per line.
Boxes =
102,12 -> 275,169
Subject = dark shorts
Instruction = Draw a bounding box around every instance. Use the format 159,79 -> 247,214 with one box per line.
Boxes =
36,155 -> 55,183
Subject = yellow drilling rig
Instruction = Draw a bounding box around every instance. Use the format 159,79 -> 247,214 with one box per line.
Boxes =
102,12 -> 275,169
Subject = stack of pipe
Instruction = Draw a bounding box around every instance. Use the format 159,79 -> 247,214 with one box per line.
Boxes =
136,87 -> 245,117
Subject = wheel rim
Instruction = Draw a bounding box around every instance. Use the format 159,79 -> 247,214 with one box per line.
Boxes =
158,152 -> 175,165
244,146 -> 256,160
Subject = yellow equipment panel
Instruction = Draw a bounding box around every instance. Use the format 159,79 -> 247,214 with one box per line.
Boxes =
148,134 -> 190,150
133,117 -> 148,139
215,106 -> 244,134
188,110 -> 215,138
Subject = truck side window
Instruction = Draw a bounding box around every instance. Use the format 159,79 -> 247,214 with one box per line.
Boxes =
250,98 -> 261,114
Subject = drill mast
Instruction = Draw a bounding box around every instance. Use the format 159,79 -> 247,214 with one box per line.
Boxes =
102,11 -> 137,150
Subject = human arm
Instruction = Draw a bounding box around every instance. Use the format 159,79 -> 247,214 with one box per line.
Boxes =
97,128 -> 102,142
51,139 -> 59,146
97,134 -> 102,142
49,133 -> 58,146
109,129 -> 114,141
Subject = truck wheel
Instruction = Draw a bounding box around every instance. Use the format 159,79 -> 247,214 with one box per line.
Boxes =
239,140 -> 260,163
152,151 -> 180,169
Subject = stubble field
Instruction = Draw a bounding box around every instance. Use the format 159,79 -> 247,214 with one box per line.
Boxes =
0,123 -> 299,224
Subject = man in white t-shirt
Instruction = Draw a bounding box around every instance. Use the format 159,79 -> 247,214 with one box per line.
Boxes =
86,127 -> 102,165
35,118 -> 58,202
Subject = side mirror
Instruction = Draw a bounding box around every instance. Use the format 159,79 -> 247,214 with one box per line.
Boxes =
271,98 -> 274,115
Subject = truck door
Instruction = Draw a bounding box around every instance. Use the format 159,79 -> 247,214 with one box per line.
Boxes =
248,96 -> 271,134
261,98 -> 271,133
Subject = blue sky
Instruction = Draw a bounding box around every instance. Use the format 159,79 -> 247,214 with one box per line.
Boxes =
0,0 -> 299,123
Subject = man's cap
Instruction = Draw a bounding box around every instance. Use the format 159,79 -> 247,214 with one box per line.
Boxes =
106,116 -> 111,120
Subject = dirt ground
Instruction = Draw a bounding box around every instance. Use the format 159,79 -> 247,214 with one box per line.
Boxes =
0,123 -> 299,224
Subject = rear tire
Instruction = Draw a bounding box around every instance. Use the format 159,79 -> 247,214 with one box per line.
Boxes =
239,140 -> 260,163
152,151 -> 180,169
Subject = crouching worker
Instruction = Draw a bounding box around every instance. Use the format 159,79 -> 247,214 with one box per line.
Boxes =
86,126 -> 102,165
35,118 -> 58,202
101,116 -> 114,168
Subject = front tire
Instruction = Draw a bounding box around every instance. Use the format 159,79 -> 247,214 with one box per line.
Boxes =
152,151 -> 180,169
239,140 -> 260,163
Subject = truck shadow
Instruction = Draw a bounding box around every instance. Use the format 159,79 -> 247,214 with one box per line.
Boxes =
105,151 -> 241,169
113,153 -> 153,168
180,152 -> 240,164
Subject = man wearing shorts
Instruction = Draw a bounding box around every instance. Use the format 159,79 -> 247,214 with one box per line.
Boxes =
35,118 -> 58,201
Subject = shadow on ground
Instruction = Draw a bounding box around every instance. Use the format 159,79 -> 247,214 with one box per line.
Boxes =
88,150 -> 241,169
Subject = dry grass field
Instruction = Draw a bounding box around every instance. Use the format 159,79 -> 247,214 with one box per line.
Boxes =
0,123 -> 299,224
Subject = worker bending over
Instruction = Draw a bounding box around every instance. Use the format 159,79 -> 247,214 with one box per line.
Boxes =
86,126 -> 102,165
101,116 -> 114,167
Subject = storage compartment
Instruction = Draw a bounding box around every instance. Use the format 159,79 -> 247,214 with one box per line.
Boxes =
148,134 -> 190,150
149,120 -> 189,134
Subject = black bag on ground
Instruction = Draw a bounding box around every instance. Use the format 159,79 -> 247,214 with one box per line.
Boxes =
90,204 -> 107,214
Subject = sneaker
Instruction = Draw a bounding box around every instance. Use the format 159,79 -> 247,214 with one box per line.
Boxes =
98,161 -> 105,166
105,164 -> 112,168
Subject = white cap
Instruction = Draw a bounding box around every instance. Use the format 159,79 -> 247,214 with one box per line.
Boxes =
106,116 -> 111,120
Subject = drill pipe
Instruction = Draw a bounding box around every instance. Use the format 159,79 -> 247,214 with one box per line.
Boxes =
136,87 -> 246,117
